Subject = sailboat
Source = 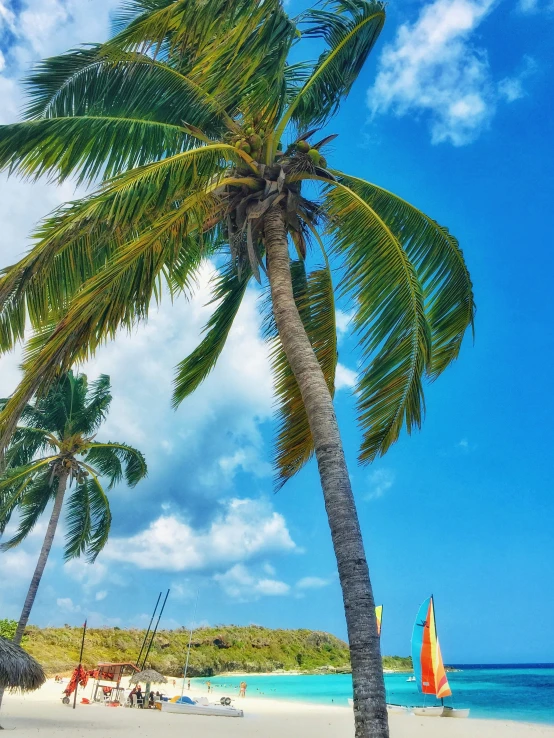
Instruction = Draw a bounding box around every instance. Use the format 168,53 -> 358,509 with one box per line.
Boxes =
410,596 -> 469,718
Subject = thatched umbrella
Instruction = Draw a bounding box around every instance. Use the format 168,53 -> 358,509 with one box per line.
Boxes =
0,637 -> 46,729
130,669 -> 167,708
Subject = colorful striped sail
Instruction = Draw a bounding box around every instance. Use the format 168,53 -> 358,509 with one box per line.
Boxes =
411,596 -> 452,699
375,605 -> 383,637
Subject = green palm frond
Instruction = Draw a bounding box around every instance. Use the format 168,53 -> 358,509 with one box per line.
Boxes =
85,442 -> 147,487
64,480 -> 92,560
322,180 -> 431,464
64,475 -> 112,561
265,259 -> 338,486
0,148 -> 242,355
274,0 -> 385,147
173,266 -> 250,407
107,0 -> 295,121
0,467 -> 55,551
79,375 -> 113,434
0,117 -> 193,186
0,426 -> 53,467
333,173 -> 475,376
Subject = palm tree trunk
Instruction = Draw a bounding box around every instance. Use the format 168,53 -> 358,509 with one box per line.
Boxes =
0,468 -> 69,721
265,204 -> 389,738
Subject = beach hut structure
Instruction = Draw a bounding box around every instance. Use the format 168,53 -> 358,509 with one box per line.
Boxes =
0,636 -> 46,728
130,669 -> 167,708
90,662 -> 139,704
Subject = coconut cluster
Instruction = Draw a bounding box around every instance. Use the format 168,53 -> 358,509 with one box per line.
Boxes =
229,121 -> 268,161
294,140 -> 327,168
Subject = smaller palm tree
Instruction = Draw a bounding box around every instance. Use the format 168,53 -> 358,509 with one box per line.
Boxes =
0,371 -> 147,646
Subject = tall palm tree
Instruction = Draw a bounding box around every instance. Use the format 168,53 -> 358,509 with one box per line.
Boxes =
0,2 -> 474,735
0,371 -> 147,648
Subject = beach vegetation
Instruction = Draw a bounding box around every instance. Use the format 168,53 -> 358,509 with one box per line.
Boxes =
0,1 -> 474,735
18,624 -> 413,677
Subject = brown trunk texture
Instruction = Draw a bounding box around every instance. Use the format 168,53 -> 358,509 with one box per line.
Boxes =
265,204 -> 389,738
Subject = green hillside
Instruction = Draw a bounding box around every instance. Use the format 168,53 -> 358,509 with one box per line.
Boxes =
6,621 -> 412,676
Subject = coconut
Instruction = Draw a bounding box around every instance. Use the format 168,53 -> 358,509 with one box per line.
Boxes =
239,141 -> 251,154
307,148 -> 321,165
296,140 -> 310,153
245,126 -> 254,135
249,134 -> 262,150
319,156 -> 328,168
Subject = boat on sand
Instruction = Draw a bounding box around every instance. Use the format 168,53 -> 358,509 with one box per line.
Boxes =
161,696 -> 244,717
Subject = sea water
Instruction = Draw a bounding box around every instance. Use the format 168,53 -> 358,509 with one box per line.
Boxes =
202,665 -> 554,724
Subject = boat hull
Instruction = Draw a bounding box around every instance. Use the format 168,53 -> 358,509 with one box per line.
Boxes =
387,704 -> 409,714
442,707 -> 470,718
412,706 -> 445,717
161,701 -> 243,717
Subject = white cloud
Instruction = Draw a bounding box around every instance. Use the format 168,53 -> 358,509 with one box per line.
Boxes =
517,0 -> 554,13
335,363 -> 357,390
498,55 -> 538,102
214,564 -> 290,601
64,560 -> 108,587
102,497 -> 297,572
296,576 -> 330,590
95,590 -> 108,602
57,597 -> 81,613
335,310 -> 354,338
365,469 -> 395,501
369,0 -> 498,145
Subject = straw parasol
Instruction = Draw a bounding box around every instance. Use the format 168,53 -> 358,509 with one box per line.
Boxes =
0,637 -> 46,729
0,637 -> 45,693
130,669 -> 167,707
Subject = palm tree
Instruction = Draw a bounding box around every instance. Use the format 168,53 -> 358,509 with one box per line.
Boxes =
0,2 -> 474,735
0,371 -> 147,647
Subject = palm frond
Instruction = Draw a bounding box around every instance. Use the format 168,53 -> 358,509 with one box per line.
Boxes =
322,180 -> 431,463
333,172 -> 475,376
80,375 -> 113,434
85,442 -> 147,487
64,475 -> 111,562
0,147 -> 242,355
173,266 -> 250,407
0,468 -> 55,550
64,480 -> 92,560
0,117 -> 192,186
275,0 -> 385,145
265,258 -> 338,486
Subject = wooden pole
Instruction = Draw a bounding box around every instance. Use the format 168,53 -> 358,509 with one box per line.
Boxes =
73,620 -> 87,710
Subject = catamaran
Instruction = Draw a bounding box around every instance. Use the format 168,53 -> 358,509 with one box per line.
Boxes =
410,595 -> 469,718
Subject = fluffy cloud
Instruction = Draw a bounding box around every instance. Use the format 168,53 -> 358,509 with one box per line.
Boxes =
102,498 -> 297,572
365,468 -> 395,501
498,55 -> 538,102
214,564 -> 290,601
369,0 -> 520,145
517,0 -> 554,13
296,576 -> 330,590
335,363 -> 357,390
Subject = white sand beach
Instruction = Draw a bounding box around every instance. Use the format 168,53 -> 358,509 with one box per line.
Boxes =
2,679 -> 554,738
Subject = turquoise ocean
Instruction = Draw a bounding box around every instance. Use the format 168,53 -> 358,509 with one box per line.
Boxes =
199,665 -> 554,724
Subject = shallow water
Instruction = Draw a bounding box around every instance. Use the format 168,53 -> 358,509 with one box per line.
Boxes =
200,665 -> 554,724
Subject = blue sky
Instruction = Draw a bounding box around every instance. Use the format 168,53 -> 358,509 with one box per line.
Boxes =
0,0 -> 553,665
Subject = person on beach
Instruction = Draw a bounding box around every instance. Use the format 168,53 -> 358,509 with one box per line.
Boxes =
188,679 -> 191,690
207,681 -> 212,693
239,681 -> 247,698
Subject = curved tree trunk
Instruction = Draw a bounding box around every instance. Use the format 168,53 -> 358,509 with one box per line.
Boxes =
0,468 -> 69,723
265,204 -> 389,738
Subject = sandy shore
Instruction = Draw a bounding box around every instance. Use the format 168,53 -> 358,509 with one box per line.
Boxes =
2,679 -> 553,737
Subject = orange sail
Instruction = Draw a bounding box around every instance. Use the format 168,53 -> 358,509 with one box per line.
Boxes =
411,596 -> 452,699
